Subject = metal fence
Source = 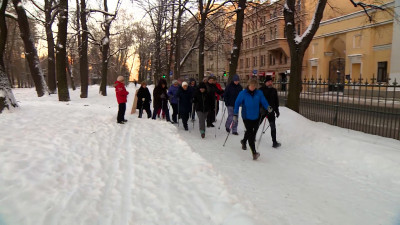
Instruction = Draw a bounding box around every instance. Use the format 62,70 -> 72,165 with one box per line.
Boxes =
274,77 -> 400,140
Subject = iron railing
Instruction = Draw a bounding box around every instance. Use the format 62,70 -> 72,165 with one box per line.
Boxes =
274,77 -> 400,140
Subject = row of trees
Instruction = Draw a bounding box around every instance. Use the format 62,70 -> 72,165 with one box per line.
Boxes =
0,0 -> 384,113
0,0 -> 143,113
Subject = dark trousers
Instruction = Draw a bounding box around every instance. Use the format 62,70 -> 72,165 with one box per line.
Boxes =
117,103 -> 126,122
139,107 -> 152,118
152,105 -> 170,121
243,118 -> 261,154
171,103 -> 178,123
180,112 -> 190,129
267,114 -> 277,143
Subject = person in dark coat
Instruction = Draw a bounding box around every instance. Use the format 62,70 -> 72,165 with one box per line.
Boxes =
176,82 -> 192,131
168,80 -> 180,123
234,79 -> 271,160
152,78 -> 171,122
136,81 -> 152,118
193,82 -> 214,138
189,78 -> 198,121
259,76 -> 281,148
114,76 -> 129,124
223,74 -> 243,135
205,76 -> 224,127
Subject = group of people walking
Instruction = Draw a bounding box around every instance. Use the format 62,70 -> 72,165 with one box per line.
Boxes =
114,74 -> 281,160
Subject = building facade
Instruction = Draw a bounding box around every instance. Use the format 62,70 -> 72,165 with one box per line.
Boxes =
307,0 -> 396,84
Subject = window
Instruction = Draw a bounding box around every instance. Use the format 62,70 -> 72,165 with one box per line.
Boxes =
246,58 -> 250,68
377,61 -> 388,82
255,35 -> 258,46
353,35 -> 362,48
239,59 -> 244,69
275,26 -> 278,39
284,27 -> 287,38
269,54 -> 272,65
312,43 -> 318,54
297,24 -> 301,35
270,27 -> 273,40
261,55 -> 266,67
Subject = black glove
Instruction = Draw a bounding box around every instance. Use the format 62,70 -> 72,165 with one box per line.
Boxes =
276,111 -> 280,118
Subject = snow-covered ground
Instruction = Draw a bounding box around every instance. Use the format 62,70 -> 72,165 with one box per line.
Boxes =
1,85 -> 399,225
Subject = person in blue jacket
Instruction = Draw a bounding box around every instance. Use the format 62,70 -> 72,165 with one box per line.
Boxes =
234,79 -> 271,160
223,74 -> 243,135
168,80 -> 180,123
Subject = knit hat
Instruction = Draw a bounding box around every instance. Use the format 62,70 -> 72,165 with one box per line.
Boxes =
172,80 -> 178,84
233,74 -> 240,81
198,82 -> 207,89
264,76 -> 273,83
182,81 -> 188,87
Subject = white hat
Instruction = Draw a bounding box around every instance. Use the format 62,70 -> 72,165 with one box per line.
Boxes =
182,81 -> 188,86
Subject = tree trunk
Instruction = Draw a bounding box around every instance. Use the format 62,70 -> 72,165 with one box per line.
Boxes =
12,0 -> 48,97
174,0 -> 184,80
99,0 -> 110,96
284,0 -> 327,112
198,12 -> 207,82
0,0 -> 17,113
228,0 -> 246,83
66,54 -> 76,90
79,0 -> 89,98
56,0 -> 70,101
45,0 -> 56,94
167,1 -> 174,84
286,52 -> 304,112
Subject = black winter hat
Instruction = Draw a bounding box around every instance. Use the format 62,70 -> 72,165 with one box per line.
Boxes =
264,76 -> 273,83
198,82 -> 207,89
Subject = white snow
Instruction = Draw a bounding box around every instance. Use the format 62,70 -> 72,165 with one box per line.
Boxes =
1,86 -> 400,225
102,37 -> 109,46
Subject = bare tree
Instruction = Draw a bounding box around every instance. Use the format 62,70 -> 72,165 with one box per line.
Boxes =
78,0 -> 89,98
0,0 -> 18,113
12,0 -> 48,97
228,0 -> 246,83
56,0 -> 69,101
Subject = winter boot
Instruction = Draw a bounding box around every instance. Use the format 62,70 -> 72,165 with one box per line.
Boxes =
226,127 -> 231,133
232,132 -> 238,135
240,140 -> 247,150
253,152 -> 260,160
200,130 -> 205,138
272,142 -> 281,148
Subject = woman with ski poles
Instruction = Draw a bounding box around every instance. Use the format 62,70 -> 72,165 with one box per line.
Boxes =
233,79 -> 272,160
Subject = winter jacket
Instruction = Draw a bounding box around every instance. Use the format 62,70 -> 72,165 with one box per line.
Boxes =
234,89 -> 270,120
193,88 -> 214,113
176,86 -> 193,114
153,79 -> 169,109
259,85 -> 279,114
168,85 -> 180,104
114,81 -> 129,104
215,82 -> 223,101
223,81 -> 243,107
205,82 -> 224,107
136,86 -> 151,109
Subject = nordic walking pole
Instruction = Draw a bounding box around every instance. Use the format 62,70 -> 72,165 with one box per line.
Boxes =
256,116 -> 268,150
218,107 -> 227,129
177,99 -> 180,127
192,103 -> 195,129
223,121 -> 234,147
214,99 -> 217,138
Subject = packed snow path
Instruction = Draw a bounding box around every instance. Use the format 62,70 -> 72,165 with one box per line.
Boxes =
1,86 -> 400,225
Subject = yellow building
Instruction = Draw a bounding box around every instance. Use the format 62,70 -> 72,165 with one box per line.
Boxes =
308,0 -> 396,84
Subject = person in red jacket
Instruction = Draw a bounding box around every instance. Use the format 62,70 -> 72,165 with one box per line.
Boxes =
114,76 -> 129,124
